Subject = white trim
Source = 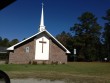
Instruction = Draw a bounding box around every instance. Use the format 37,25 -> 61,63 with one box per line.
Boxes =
45,30 -> 70,54
7,31 -> 43,50
7,30 -> 70,54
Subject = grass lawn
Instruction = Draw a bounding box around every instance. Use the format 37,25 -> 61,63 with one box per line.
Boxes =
0,62 -> 110,83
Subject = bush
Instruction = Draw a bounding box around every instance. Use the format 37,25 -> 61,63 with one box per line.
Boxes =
51,61 -> 58,65
32,61 -> 37,65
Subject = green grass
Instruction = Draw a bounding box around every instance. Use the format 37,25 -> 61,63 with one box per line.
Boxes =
0,62 -> 110,83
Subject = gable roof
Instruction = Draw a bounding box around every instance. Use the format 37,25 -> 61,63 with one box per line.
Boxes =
7,30 -> 70,54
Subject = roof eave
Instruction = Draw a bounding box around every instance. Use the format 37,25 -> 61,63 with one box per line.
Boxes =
45,30 -> 71,54
7,47 -> 14,51
7,30 -> 71,54
66,50 -> 71,54
7,31 -> 43,51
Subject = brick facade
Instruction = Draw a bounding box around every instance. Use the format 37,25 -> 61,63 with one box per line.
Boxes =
9,38 -> 35,64
9,34 -> 68,64
49,40 -> 67,64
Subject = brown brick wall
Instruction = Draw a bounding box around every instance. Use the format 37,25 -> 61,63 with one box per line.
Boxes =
49,40 -> 67,64
9,38 -> 35,64
9,35 -> 68,64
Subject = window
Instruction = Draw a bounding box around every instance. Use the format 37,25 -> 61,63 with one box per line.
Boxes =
25,47 -> 29,53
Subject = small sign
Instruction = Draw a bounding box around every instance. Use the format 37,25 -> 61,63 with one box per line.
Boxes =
104,58 -> 107,61
74,49 -> 76,54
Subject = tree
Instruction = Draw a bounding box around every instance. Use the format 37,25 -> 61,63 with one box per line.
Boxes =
9,39 -> 19,46
0,37 -> 2,42
0,37 -> 2,46
102,9 -> 110,61
56,31 -> 74,61
0,37 -> 19,47
0,38 -> 9,47
70,12 -> 102,61
56,31 -> 73,51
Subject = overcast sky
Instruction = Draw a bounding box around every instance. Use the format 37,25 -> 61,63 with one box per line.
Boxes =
0,0 -> 110,41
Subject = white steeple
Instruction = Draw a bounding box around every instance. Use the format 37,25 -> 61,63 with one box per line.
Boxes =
39,3 -> 45,32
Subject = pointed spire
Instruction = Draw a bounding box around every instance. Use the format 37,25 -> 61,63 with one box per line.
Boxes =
39,3 -> 45,32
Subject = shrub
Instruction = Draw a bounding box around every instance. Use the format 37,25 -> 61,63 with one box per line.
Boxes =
32,61 -> 37,65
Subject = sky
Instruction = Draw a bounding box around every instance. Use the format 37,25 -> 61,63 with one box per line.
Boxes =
0,0 -> 110,41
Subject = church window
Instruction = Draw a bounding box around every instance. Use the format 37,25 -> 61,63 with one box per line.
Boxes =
25,47 -> 29,53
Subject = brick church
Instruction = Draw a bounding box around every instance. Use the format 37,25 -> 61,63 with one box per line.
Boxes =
7,4 -> 70,64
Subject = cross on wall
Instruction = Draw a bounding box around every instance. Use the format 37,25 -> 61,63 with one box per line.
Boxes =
39,38 -> 47,53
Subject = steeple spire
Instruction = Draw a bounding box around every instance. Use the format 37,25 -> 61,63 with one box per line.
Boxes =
39,3 -> 45,32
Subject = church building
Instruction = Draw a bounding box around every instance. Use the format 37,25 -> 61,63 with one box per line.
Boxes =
7,4 -> 70,64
